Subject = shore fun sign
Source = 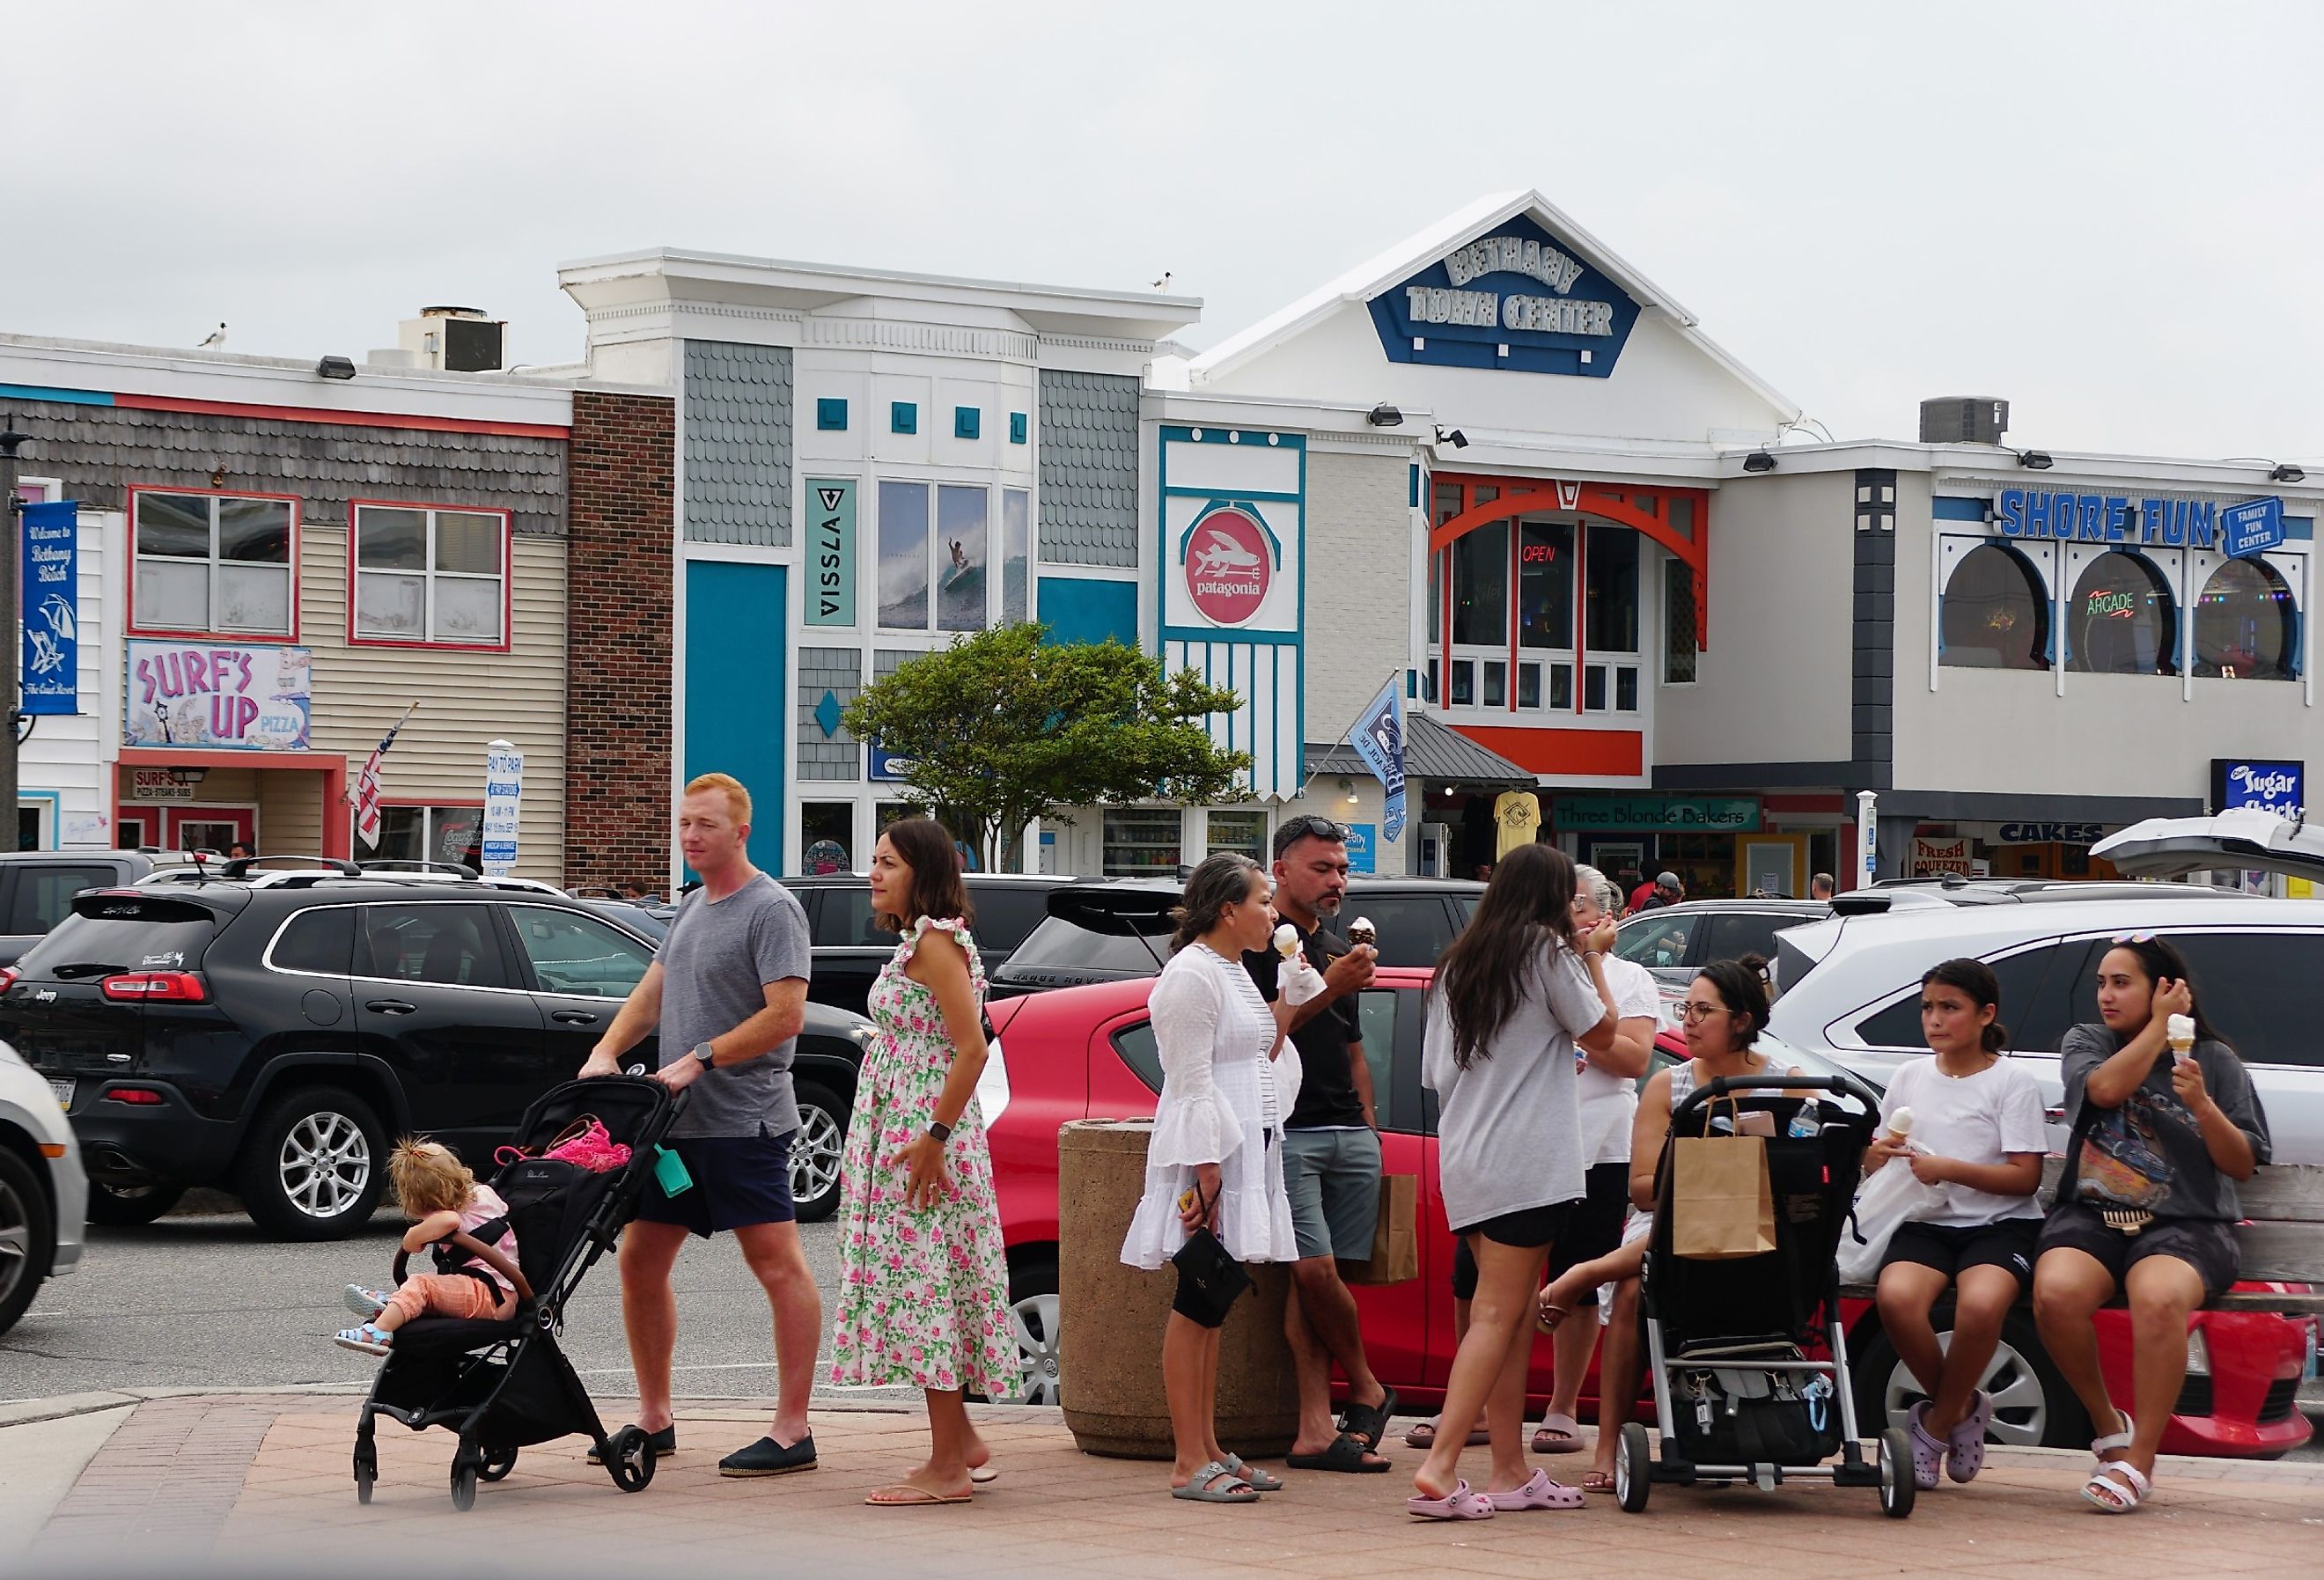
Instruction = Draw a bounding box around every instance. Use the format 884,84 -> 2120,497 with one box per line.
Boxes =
1994,489 -> 2291,558
124,641 -> 311,750
1368,211 -> 1642,378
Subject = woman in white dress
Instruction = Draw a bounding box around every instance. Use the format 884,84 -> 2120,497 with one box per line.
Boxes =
1121,852 -> 1311,1504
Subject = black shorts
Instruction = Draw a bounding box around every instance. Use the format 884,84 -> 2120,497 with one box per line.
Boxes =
1454,1199 -> 1572,1252
2036,1201 -> 2240,1301
633,1127 -> 796,1238
1880,1217 -> 2040,1293
1544,1163 -> 1631,1306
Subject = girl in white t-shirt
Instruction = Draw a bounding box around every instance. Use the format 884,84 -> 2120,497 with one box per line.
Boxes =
1864,957 -> 2047,1492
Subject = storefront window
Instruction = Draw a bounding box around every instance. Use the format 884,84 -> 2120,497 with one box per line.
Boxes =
1517,518 -> 1573,650
1001,489 -> 1030,625
936,484 -> 988,633
877,481 -> 930,629
1939,544 -> 2048,670
1585,525 -> 1639,653
352,504 -> 507,646
133,489 -> 295,636
1102,808 -> 1182,876
1206,810 -> 1266,859
1663,559 -> 1697,684
2193,558 -> 2298,681
369,805 -> 483,871
799,802 -> 854,875
1452,521 -> 1508,646
2067,551 -> 2175,675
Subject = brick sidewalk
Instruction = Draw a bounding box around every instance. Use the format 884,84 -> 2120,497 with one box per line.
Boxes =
26,1395 -> 2323,1577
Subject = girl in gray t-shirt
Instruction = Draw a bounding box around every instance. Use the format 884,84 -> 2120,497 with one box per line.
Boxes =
1410,845 -> 1617,1521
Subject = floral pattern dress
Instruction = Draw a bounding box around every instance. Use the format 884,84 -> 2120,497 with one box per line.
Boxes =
827,916 -> 1017,1397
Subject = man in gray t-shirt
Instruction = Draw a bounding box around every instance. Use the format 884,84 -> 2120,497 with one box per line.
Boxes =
579,773 -> 821,1477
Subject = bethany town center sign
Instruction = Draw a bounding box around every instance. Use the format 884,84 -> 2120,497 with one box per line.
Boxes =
1368,212 -> 1642,378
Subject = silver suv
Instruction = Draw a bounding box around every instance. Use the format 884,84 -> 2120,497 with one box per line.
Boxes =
1768,878 -> 2324,1164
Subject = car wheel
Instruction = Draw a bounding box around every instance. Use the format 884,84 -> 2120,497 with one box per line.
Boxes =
0,1146 -> 56,1336
84,1181 -> 186,1227
789,1082 -> 848,1224
236,1085 -> 388,1241
1004,1257 -> 1062,1406
1854,1304 -> 2086,1450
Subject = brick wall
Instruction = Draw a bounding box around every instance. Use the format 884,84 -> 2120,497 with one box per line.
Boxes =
566,389 -> 677,893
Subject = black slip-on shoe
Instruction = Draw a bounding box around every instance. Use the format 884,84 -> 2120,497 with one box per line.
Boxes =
719,1434 -> 818,1477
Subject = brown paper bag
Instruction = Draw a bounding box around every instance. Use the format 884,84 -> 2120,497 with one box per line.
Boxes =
1342,1172 -> 1418,1285
1668,1134 -> 1776,1260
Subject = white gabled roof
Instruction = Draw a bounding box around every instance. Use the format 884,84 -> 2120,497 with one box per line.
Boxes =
1189,190 -> 1799,423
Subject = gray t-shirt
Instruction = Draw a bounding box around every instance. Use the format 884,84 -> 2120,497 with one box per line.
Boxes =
2059,1023 -> 2271,1222
1422,936 -> 1603,1231
656,873 -> 812,1140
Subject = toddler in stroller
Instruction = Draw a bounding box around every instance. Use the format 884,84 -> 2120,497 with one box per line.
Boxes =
336,1140 -> 521,1355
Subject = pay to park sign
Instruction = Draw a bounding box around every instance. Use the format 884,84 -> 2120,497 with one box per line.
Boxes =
481,741 -> 523,878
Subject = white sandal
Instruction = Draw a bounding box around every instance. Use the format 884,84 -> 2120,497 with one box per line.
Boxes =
2082,1412 -> 2146,1513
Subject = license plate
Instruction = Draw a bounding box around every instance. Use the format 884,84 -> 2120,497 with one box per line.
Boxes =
48,1077 -> 72,1111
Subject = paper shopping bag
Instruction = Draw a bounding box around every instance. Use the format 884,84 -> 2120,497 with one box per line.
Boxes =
1343,1172 -> 1418,1285
1668,1134 -> 1776,1260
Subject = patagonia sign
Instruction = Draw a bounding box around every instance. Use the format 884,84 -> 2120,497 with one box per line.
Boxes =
1994,490 -> 2289,557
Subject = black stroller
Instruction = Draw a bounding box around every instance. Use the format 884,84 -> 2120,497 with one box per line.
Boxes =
352,1076 -> 679,1510
1614,1073 -> 1916,1518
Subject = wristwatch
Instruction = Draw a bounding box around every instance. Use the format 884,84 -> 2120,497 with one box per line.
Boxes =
691,1040 -> 717,1069
926,1120 -> 953,1143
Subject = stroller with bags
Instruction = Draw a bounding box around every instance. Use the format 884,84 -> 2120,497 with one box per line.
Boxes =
1614,1072 -> 1918,1518
352,1076 -> 679,1510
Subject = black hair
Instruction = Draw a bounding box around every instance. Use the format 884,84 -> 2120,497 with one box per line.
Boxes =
1431,843 -> 1582,1070
1921,957 -> 2008,1053
1170,852 -> 1265,953
2098,935 -> 2224,1047
1271,814 -> 1346,863
1691,955 -> 1771,1048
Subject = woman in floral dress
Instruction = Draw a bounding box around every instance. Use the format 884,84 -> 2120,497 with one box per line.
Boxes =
828,817 -> 1015,1507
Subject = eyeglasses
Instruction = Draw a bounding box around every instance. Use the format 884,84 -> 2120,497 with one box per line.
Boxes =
1674,1001 -> 1733,1024
2109,931 -> 2156,945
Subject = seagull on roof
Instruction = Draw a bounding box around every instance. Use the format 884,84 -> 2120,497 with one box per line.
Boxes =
1150,272 -> 1172,290
198,322 -> 227,349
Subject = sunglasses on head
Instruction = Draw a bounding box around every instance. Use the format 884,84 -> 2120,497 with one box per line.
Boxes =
1279,815 -> 1347,842
2110,931 -> 2156,945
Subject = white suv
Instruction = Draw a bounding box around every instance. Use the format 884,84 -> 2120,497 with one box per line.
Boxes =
1768,880 -> 2324,1165
0,1035 -> 86,1334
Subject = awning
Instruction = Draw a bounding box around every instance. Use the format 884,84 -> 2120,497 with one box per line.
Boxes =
1306,709 -> 1535,790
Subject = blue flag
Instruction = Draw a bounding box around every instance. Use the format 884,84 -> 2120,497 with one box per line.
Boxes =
21,501 -> 78,717
1347,677 -> 1407,841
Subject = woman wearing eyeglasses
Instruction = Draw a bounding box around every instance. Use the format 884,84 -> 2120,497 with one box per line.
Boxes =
2031,934 -> 2270,1515
1408,844 -> 1618,1519
1533,953 -> 1794,1494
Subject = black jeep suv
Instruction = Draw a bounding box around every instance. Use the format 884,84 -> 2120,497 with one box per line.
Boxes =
1,872 -> 874,1238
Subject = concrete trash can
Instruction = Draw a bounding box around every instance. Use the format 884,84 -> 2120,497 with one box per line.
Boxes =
1057,1118 -> 1298,1459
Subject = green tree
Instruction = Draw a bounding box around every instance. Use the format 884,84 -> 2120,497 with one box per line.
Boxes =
842,623 -> 1252,871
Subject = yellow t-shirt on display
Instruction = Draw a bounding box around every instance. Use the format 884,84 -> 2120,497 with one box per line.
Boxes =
1494,791 -> 1541,857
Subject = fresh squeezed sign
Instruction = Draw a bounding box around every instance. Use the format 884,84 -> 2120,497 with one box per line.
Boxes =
805,480 -> 856,627
124,641 -> 311,749
481,741 -> 523,877
1995,489 -> 2290,558
1368,212 -> 1642,378
21,501 -> 78,716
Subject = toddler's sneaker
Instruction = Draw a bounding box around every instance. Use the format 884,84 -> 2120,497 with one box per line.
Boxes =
344,1285 -> 390,1320
334,1323 -> 392,1356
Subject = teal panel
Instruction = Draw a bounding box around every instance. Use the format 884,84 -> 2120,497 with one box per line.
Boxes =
686,561 -> 789,863
1037,576 -> 1137,646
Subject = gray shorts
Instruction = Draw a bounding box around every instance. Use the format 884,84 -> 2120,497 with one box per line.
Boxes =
1281,1127 -> 1382,1261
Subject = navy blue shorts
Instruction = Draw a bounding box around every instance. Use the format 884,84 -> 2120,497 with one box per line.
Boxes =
634,1128 -> 796,1238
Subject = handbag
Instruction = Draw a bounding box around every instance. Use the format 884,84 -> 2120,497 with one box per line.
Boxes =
496,1113 -> 632,1174
1342,1172 -> 1419,1286
1168,1179 -> 1253,1326
1835,1153 -> 1947,1284
1668,1093 -> 1778,1260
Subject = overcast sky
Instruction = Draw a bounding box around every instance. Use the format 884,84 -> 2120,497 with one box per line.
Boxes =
9,2 -> 2320,460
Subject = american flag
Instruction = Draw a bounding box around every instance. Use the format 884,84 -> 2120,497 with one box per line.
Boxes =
353,707 -> 415,849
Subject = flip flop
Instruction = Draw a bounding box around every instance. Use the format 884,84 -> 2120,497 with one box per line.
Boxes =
2082,1460 -> 2151,1514
1487,1469 -> 1585,1511
1408,1479 -> 1495,1520
1906,1401 -> 1945,1491
1171,1461 -> 1261,1503
1221,1454 -> 1283,1492
1285,1431 -> 1391,1473
1403,1419 -> 1489,1449
1532,1414 -> 1585,1454
1947,1389 -> 1992,1483
1338,1385 -> 1400,1452
867,1483 -> 974,1507
1535,1300 -> 1570,1334
970,1465 -> 998,1486
1579,1469 -> 1617,1494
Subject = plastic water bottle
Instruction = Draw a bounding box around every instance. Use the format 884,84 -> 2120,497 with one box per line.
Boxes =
1787,1099 -> 1822,1139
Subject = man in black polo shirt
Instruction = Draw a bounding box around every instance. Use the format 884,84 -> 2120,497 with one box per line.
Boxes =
1244,816 -> 1395,1471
